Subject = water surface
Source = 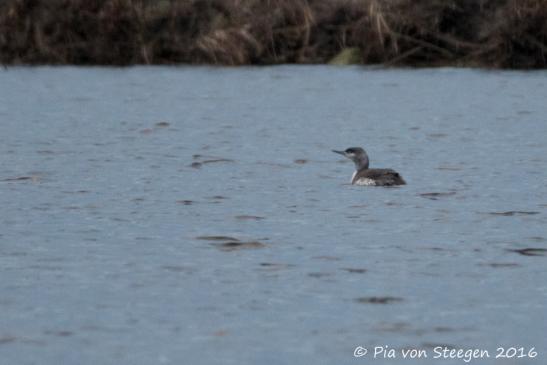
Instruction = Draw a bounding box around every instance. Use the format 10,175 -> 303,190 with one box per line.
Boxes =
1,66 -> 546,364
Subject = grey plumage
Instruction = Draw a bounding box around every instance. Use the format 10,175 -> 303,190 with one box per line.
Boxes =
332,147 -> 406,186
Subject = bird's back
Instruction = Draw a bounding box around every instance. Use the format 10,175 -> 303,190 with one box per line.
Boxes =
352,168 -> 406,186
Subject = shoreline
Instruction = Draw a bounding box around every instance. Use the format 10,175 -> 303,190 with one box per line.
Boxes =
1,0 -> 546,69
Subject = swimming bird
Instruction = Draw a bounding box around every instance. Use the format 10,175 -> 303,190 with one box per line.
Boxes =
332,147 -> 406,186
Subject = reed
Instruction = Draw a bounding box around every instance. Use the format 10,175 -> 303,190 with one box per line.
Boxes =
0,0 -> 545,68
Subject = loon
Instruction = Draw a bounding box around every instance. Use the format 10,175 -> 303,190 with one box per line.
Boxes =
332,147 -> 406,186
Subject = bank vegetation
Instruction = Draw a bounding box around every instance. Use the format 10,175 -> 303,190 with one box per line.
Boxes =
1,0 -> 546,68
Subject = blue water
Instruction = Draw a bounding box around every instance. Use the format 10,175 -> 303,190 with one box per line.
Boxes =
1,66 -> 546,364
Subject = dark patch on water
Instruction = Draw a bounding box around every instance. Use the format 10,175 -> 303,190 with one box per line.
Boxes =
196,236 -> 239,241
341,268 -> 367,274
486,211 -> 540,216
202,158 -> 234,164
1,175 -> 39,182
235,215 -> 265,221
176,200 -> 194,205
308,272 -> 333,278
312,256 -> 341,261
346,215 -> 361,219
428,133 -> 448,139
507,248 -> 547,257
36,257 -> 66,263
258,262 -> 294,270
419,192 -> 456,200
111,217 -> 129,223
44,330 -> 73,337
420,246 -> 456,252
294,159 -> 308,164
190,158 -> 234,168
432,326 -> 458,333
355,297 -> 403,304
161,265 -> 193,273
207,195 -> 228,200
155,121 -> 170,127
193,153 -> 233,161
215,241 -> 266,251
26,265 -> 64,272
0,335 -> 44,346
0,336 -> 17,345
480,262 -> 520,268
436,165 -> 463,171
80,324 -> 129,334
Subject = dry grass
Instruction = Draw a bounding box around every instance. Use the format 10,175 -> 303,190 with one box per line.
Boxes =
0,0 -> 546,68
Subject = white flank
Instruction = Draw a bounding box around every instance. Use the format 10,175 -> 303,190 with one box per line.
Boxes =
354,178 -> 376,186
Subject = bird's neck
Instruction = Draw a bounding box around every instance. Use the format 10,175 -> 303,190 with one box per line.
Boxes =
353,153 -> 369,172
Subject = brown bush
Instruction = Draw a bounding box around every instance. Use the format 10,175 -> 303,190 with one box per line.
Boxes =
0,0 -> 546,68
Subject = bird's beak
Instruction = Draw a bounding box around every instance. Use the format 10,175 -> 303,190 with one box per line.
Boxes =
332,150 -> 346,156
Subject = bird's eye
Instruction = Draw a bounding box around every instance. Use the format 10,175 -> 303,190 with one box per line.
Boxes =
346,148 -> 354,154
